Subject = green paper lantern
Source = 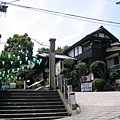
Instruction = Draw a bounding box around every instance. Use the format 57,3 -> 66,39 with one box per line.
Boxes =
37,60 -> 39,64
2,61 -> 5,65
0,72 -> 1,75
3,71 -> 5,74
19,61 -> 22,65
33,57 -> 36,62
28,60 -> 30,65
7,70 -> 10,73
8,53 -> 11,58
25,56 -> 28,61
40,59 -> 42,62
12,69 -> 14,72
22,66 -> 24,70
17,68 -> 20,71
17,56 -> 20,60
37,59 -> 42,65
10,61 -> 13,65
0,52 -> 2,56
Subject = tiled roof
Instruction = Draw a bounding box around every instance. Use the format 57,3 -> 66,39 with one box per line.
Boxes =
38,52 -> 76,60
111,42 -> 120,47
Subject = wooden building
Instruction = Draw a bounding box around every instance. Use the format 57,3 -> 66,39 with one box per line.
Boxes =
26,26 -> 120,84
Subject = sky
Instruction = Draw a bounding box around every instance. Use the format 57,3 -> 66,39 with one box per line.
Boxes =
0,0 -> 120,55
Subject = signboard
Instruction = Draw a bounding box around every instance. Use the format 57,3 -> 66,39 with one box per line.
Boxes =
10,83 -> 16,89
81,83 -> 92,92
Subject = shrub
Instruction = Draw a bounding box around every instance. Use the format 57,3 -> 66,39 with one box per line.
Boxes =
92,78 -> 104,91
16,81 -> 24,89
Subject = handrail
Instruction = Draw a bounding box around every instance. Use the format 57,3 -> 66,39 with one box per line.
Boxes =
28,79 -> 44,88
57,89 -> 72,116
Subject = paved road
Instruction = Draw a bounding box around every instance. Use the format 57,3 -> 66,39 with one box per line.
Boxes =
58,92 -> 120,120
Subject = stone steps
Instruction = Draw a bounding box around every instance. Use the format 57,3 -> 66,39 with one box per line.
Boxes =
0,90 -> 69,120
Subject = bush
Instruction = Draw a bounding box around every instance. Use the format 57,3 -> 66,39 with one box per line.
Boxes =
92,78 -> 104,91
16,81 -> 24,89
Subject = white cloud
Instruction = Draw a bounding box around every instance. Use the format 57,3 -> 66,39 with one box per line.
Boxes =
58,22 -> 85,47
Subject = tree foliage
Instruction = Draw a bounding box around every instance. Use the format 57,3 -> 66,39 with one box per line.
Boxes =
4,34 -> 34,60
91,61 -> 107,81
75,60 -> 88,78
61,60 -> 88,90
92,78 -> 104,91
0,34 -> 34,86
37,45 -> 69,53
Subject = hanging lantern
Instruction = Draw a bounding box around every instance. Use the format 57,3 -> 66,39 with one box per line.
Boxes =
8,53 -> 11,58
0,71 -> 1,74
2,73 -> 5,77
0,52 -> 2,56
7,69 -> 10,73
17,68 -> 20,71
19,61 -> 22,65
12,69 -> 14,72
37,60 -> 39,64
28,60 -> 31,65
40,59 -> 42,62
2,61 -> 5,65
25,56 -> 28,61
21,66 -> 24,70
17,56 -> 20,60
10,61 -> 13,65
33,57 -> 36,62
3,71 -> 5,74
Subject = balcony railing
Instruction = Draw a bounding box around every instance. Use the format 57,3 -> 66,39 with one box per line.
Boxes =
111,64 -> 120,71
76,49 -> 92,60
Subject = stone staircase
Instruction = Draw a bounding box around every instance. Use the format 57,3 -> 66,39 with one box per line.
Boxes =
0,90 -> 70,120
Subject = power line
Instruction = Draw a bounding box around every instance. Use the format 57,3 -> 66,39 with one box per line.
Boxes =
1,1 -> 120,27
9,0 -> 21,3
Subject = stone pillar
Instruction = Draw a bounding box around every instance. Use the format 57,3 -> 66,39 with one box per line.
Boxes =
49,38 -> 56,89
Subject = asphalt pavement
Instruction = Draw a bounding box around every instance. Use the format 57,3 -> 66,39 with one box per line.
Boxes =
58,92 -> 120,120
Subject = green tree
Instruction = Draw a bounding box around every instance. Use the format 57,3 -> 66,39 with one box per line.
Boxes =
0,34 -> 34,86
4,34 -> 34,61
61,60 -> 88,91
92,78 -> 104,91
56,45 -> 69,52
75,60 -> 88,79
37,47 -> 50,53
61,59 -> 75,79
91,61 -> 107,81
37,45 -> 69,53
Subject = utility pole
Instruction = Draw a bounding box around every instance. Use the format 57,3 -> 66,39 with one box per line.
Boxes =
49,38 -> 56,89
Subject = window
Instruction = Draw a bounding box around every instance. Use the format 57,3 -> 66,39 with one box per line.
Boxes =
93,41 -> 101,49
83,42 -> 91,52
107,56 -> 119,67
